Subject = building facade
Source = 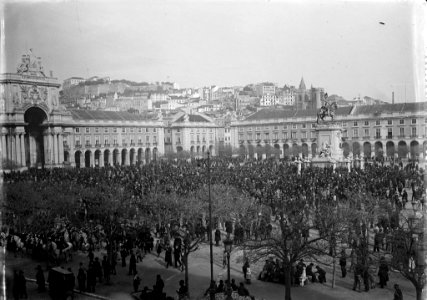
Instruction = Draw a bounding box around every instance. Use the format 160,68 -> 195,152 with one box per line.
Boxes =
230,103 -> 427,160
0,52 -> 164,169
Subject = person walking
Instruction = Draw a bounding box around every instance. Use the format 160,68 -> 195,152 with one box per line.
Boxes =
315,266 -> 326,283
378,258 -> 389,288
35,265 -> 46,292
111,251 -> 117,275
352,265 -> 362,292
129,251 -> 137,276
18,270 -> 28,299
215,229 -> 221,246
156,240 -> 162,257
393,284 -> 403,300
339,249 -> 347,278
133,271 -> 141,293
154,274 -> 165,294
77,263 -> 86,292
242,260 -> 250,280
121,247 -> 127,267
165,246 -> 173,268
102,256 -> 111,284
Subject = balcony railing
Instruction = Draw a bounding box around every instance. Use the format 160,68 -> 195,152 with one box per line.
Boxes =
398,135 -> 406,138
75,144 -> 82,149
130,143 -> 136,146
410,134 -> 417,138
104,143 -> 110,147
138,142 -> 143,146
363,136 -> 370,139
85,143 -> 92,148
352,136 -> 359,140
95,143 -> 101,148
375,136 -> 381,139
122,143 -> 127,147
386,135 -> 393,139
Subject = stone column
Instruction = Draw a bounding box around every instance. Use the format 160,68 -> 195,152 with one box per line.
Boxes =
99,152 -> 104,167
1,131 -> 7,161
58,132 -> 64,166
43,130 -> 52,166
52,133 -> 58,166
20,133 -> 26,167
108,150 -> 113,166
89,151 -> 94,167
10,134 -> 16,164
15,133 -> 21,166
69,149 -> 75,167
80,152 -> 84,168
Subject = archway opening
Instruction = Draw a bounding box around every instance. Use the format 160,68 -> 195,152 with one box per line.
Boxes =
24,107 -> 48,167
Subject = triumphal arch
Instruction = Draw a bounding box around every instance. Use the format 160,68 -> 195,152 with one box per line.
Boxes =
0,50 -> 72,168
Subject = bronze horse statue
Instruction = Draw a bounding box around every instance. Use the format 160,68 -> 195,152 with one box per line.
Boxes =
317,101 -> 338,124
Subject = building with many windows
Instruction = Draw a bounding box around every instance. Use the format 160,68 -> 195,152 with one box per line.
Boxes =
230,103 -> 427,160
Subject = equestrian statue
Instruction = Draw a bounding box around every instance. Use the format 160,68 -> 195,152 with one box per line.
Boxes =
316,93 -> 338,124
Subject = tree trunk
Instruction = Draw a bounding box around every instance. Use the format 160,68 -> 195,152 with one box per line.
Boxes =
416,286 -> 423,300
285,263 -> 291,300
184,252 -> 189,297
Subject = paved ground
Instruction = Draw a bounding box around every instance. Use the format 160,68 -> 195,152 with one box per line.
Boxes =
1,238 -> 417,300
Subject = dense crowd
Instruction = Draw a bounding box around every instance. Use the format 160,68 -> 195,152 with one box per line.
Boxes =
2,157 -> 425,299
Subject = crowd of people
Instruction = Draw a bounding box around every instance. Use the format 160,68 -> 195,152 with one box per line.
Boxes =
2,156 -> 424,299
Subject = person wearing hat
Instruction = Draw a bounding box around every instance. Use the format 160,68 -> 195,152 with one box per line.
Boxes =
393,284 -> 403,300
35,265 -> 46,292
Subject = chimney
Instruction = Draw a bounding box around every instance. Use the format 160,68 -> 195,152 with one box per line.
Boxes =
392,91 -> 395,104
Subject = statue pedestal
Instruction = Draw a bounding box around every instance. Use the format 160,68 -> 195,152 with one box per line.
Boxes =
311,122 -> 343,168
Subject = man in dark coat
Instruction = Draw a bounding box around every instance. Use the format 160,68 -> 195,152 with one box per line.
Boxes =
77,263 -> 86,292
129,251 -> 137,275
378,258 -> 389,288
339,249 -> 347,278
35,265 -> 46,292
165,246 -> 172,268
215,229 -> 221,246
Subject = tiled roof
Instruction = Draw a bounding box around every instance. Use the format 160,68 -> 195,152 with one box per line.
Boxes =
70,110 -> 153,121
352,102 -> 427,115
245,106 -> 353,121
175,114 -> 209,122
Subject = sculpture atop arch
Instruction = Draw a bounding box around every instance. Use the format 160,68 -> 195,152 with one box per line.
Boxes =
17,49 -> 46,77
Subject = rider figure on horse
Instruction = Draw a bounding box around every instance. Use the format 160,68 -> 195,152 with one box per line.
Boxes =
317,93 -> 337,124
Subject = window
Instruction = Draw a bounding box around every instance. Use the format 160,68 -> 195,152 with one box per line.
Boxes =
265,126 -> 269,130
239,127 -> 243,132
364,129 -> 369,137
292,124 -> 297,129
138,128 -> 142,133
301,131 -> 307,138
238,134 -> 244,141
342,122 -> 347,127
122,128 -> 126,133
122,138 -> 126,145
364,121 -> 369,126
412,118 -> 417,124
376,120 -> 381,126
353,129 -> 358,137
283,125 -> 288,129
104,127 -> 109,133
283,132 -> 288,139
75,136 -> 81,145
256,133 -> 261,140
85,127 -> 90,133
274,125 -> 278,130
248,127 -> 252,132
113,137 -> 117,145
375,128 -> 381,138
146,128 -> 150,133
302,124 -> 306,129
387,128 -> 392,138
274,133 -> 278,140
291,132 -> 296,139
95,136 -> 100,145
209,134 -> 213,141
209,129 -> 213,133
311,123 -> 316,128
138,138 -> 142,144
387,119 -> 392,125
104,137 -> 109,145
353,121 -> 358,127
130,127 -> 134,133
177,137 -> 181,143
342,130 -> 348,137
202,136 -> 206,142
400,127 -> 404,136
146,136 -> 150,142
153,128 -> 157,133
176,129 -> 180,133
247,133 -> 253,140
113,128 -> 118,133
85,136 -> 91,145
256,126 -> 261,131
412,127 -> 417,136
399,119 -> 404,125
75,128 -> 80,133
95,127 -> 99,133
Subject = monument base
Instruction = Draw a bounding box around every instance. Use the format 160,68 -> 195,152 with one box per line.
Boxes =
311,157 -> 337,168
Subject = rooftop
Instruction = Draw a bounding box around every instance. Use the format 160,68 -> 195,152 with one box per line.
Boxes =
175,114 -> 210,123
70,110 -> 154,122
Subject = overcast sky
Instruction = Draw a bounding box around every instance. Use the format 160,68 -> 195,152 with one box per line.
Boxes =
2,0 -> 426,102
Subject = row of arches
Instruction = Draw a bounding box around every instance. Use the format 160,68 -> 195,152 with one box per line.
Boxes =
237,140 -> 426,159
69,148 -> 158,168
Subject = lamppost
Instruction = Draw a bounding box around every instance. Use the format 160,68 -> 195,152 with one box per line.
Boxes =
223,237 -> 233,300
207,150 -> 213,283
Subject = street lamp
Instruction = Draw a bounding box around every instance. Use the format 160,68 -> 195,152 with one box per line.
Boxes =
223,237 -> 233,299
207,151 -> 213,283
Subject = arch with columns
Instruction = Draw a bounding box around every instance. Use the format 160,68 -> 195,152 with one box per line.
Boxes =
64,151 -> 70,164
202,145 -> 206,153
94,149 -> 101,167
84,150 -> 92,168
374,141 -> 383,158
398,141 -> 408,158
145,148 -> 152,163
423,141 -> 427,158
256,144 -> 263,160
265,144 -> 272,158
208,145 -> 214,155
352,142 -> 361,156
386,141 -> 395,158
342,142 -> 350,158
239,145 -> 246,157
410,140 -> 419,158
283,144 -> 291,158
291,143 -> 300,157
137,148 -> 143,163
248,144 -> 255,159
75,151 -> 82,168
104,149 -> 111,166
153,148 -> 158,161
273,144 -> 281,159
301,143 -> 309,158
363,142 -> 372,158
